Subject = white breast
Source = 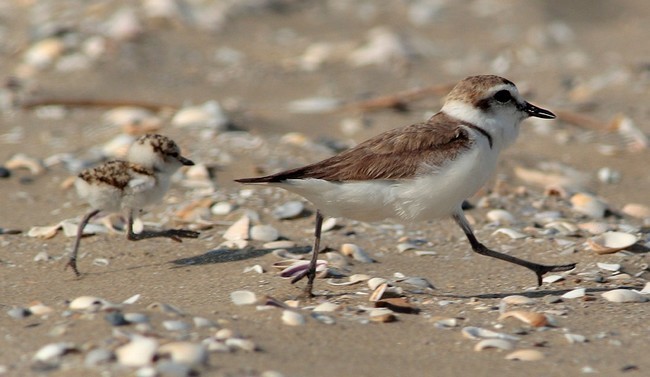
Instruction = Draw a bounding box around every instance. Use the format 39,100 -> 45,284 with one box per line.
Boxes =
279,131 -> 499,223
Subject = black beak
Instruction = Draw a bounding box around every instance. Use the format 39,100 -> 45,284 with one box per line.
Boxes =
177,155 -> 195,166
523,102 -> 555,119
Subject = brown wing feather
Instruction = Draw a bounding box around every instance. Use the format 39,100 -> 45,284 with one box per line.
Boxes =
236,113 -> 474,183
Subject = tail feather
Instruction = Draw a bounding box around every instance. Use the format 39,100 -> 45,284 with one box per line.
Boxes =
234,176 -> 276,184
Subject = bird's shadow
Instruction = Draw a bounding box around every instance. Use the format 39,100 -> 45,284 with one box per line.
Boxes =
437,286 -> 637,300
169,246 -> 313,267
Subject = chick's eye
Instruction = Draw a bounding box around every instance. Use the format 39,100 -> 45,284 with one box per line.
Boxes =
493,90 -> 512,103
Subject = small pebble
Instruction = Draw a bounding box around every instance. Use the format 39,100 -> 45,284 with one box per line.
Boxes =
250,224 -> 279,242
272,201 -> 304,219
7,307 -> 31,319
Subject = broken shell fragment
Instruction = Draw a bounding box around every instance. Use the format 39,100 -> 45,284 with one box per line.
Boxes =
601,289 -> 648,303
570,193 -> 608,218
367,277 -> 388,291
230,290 -> 258,306
487,209 -> 516,224
33,342 -> 77,362
340,243 -> 375,263
5,153 -> 45,175
587,231 -> 638,254
157,342 -> 208,367
561,288 -> 586,299
492,228 -> 527,240
369,283 -> 388,302
474,339 -> 514,352
69,296 -> 112,312
565,333 -> 588,344
461,327 -> 520,341
281,310 -> 305,326
115,336 -> 158,367
596,262 -> 620,272
505,349 -> 544,361
501,295 -> 534,305
223,215 -> 250,241
498,311 -> 548,327
622,203 -> 650,219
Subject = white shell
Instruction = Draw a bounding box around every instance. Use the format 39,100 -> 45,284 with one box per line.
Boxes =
578,222 -> 610,235
487,209 -> 516,224
211,201 -> 235,215
461,327 -> 520,341
27,224 -> 61,239
565,333 -> 587,344
172,101 -> 228,130
570,193 -> 608,218
367,277 -> 388,291
542,275 -> 565,284
24,38 -> 65,68
474,339 -> 514,352
596,262 -> 621,272
622,203 -> 650,219
340,243 -> 375,263
587,232 -> 638,254
492,228 -> 527,240
230,290 -> 257,306
157,342 -> 208,367
561,288 -> 586,299
369,283 -> 388,302
281,310 -> 305,326
312,302 -> 340,313
287,97 -> 342,114
250,225 -> 279,242
69,296 -> 111,312
505,349 -> 544,361
162,320 -> 191,332
116,336 -> 158,367
272,201 -> 304,219
223,216 -> 250,241
601,289 -> 648,303
501,295 -> 534,305
224,338 -> 256,352
33,342 -> 76,361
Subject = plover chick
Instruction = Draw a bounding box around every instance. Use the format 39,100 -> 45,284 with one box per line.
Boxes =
236,75 -> 576,296
66,134 -> 199,276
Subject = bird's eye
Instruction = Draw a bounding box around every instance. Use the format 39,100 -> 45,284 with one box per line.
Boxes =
493,90 -> 512,103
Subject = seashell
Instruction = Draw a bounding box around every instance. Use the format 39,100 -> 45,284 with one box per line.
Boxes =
7,307 -> 30,319
501,295 -> 534,305
214,328 -> 238,340
321,217 -> 338,232
639,282 -> 650,294
115,336 -> 158,367
101,134 -> 136,159
578,222 -> 610,235
281,310 -> 305,326
414,250 -> 437,256
542,275 -> 565,284
492,228 -> 527,240
28,302 -> 54,316
146,302 -> 185,316
61,219 -> 107,238
24,38 -> 65,68
461,327 -> 520,341
596,262 -> 621,272
432,318 -> 458,329
474,339 -> 514,352
157,342 -> 208,367
397,243 -> 417,253
368,308 -> 397,323
103,107 -> 161,135
312,313 -> 336,325
193,317 -> 218,329
622,203 -> 650,219
611,114 -> 648,151
487,209 -> 516,224
369,283 -> 388,302
33,342 -> 76,361
250,225 -> 279,242
399,277 -> 435,290
172,101 -> 229,130
123,294 -> 141,305
367,277 -> 388,290
230,290 -> 258,306
124,313 -> 149,324
505,349 -> 544,361
33,251 -> 49,262
498,311 -> 548,327
84,348 -> 114,367
565,333 -> 587,344
544,221 -> 579,236
347,27 -> 410,68
312,302 -> 340,313
6,153 -> 45,175
223,215 -> 250,241
162,320 -> 191,331
224,338 -> 257,352
202,338 -> 230,353
272,201 -> 305,219
27,224 -> 61,239
69,296 -> 111,312
597,167 -> 621,184
570,193 -> 608,218
340,243 -> 375,263
287,97 -> 342,114
587,231 -> 638,254
601,289 -> 648,303
211,201 -> 235,216
243,265 -> 265,274
266,241 -> 298,250
561,288 -> 586,299
279,260 -> 327,278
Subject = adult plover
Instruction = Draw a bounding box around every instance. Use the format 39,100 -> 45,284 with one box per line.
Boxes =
236,75 -> 576,296
66,134 -> 199,276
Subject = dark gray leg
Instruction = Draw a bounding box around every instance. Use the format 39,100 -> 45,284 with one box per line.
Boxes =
65,209 -> 101,276
290,210 -> 324,297
126,210 -> 200,242
452,211 -> 576,286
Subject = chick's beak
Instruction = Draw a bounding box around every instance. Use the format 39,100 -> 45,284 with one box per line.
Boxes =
177,155 -> 194,166
523,102 -> 555,119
